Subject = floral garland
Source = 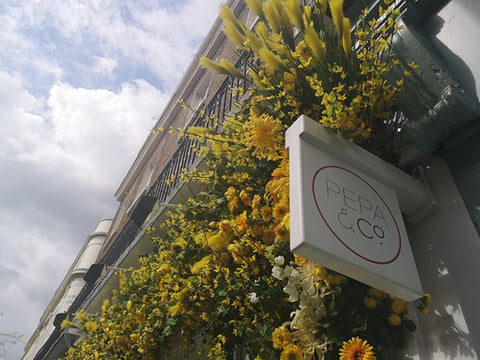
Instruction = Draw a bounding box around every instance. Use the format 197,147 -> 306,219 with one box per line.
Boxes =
62,1 -> 431,359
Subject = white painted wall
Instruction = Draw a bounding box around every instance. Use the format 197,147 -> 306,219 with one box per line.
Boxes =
406,158 -> 480,359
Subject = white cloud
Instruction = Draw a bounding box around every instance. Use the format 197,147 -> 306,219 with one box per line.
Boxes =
1,0 -> 222,91
45,80 -> 167,187
92,56 -> 118,77
0,74 -> 168,358
0,1 -> 224,359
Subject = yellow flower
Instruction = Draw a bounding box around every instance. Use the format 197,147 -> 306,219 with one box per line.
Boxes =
317,0 -> 328,15
329,0 -> 345,36
388,313 -> 402,327
284,0 -> 304,30
280,343 -> 302,360
167,302 -> 182,317
363,297 -> 378,310
390,297 -> 408,314
60,319 -> 77,329
218,58 -> 246,79
245,0 -> 264,18
244,114 -> 284,160
417,293 -> 432,314
206,231 -> 233,250
84,321 -> 98,334
274,222 -> 289,240
239,189 -> 251,205
258,48 -> 289,74
244,27 -> 263,52
200,56 -> 228,75
367,288 -> 388,300
263,0 -> 281,32
273,198 -> 289,219
339,337 -> 376,360
272,326 -> 291,349
158,263 -> 171,274
225,186 -> 240,213
304,26 -> 326,64
283,70 -> 296,92
236,210 -> 248,234
342,17 -> 351,55
191,254 -> 213,274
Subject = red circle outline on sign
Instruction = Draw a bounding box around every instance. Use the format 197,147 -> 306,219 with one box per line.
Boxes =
312,165 -> 401,264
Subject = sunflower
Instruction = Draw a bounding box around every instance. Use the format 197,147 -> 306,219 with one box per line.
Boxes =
273,199 -> 289,220
272,326 -> 291,349
339,337 -> 376,360
280,344 -> 302,360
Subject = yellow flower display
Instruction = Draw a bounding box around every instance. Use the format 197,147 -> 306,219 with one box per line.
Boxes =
63,1 -> 431,360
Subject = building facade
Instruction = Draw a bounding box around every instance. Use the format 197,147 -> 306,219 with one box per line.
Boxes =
23,0 -> 480,359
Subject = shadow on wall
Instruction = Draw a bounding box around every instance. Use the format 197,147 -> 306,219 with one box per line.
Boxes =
419,240 -> 476,359
405,158 -> 480,360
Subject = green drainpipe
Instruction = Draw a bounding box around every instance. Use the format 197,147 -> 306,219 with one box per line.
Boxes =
390,14 -> 480,166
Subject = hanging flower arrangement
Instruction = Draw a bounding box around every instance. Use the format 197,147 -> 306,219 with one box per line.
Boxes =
62,1 -> 431,359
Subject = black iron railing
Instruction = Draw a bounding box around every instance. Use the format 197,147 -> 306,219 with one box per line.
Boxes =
99,52 -> 251,269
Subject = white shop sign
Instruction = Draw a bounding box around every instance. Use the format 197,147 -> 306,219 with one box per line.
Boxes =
286,115 -> 429,301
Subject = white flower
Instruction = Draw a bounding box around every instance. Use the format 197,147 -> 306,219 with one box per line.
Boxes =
272,265 -> 284,280
248,292 -> 258,303
288,267 -> 299,280
283,281 -> 299,302
274,255 -> 285,266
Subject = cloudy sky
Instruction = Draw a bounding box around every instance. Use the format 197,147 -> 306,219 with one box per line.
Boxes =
0,1 -> 223,358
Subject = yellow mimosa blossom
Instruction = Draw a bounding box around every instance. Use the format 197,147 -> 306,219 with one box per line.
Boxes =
263,0 -> 282,32
200,56 -> 227,75
304,26 -> 326,64
259,48 -> 289,74
245,0 -> 264,18
317,0 -> 328,15
329,0 -> 344,36
342,17 -> 352,55
244,28 -> 263,52
191,254 -> 213,274
218,58 -> 246,79
284,0 -> 304,30
206,231 -> 233,250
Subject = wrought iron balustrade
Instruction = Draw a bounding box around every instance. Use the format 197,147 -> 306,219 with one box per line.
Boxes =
99,53 -> 251,268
